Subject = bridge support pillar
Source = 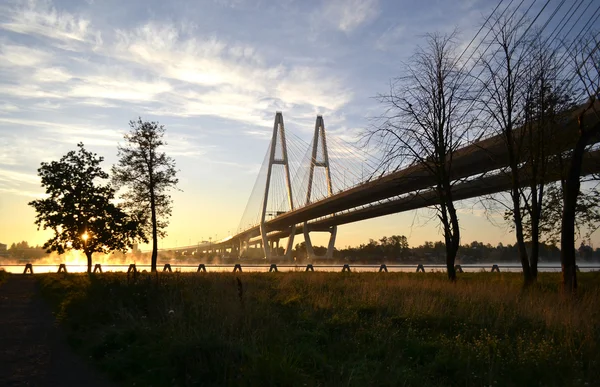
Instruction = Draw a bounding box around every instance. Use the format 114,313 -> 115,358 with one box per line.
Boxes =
302,115 -> 337,260
303,224 -> 337,260
238,238 -> 245,258
260,225 -> 295,260
259,112 -> 296,261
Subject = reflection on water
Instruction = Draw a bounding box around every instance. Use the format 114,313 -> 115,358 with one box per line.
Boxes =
1,263 -> 599,274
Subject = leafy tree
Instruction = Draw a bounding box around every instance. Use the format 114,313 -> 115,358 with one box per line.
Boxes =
29,143 -> 145,272
112,118 -> 179,272
504,183 -> 600,246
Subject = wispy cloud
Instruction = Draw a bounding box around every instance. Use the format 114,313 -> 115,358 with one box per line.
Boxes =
375,25 -> 406,51
320,0 -> 379,33
0,167 -> 40,186
0,0 -> 97,48
1,1 -> 354,130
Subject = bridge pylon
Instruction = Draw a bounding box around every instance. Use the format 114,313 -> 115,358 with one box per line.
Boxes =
304,115 -> 337,260
260,112 -> 296,260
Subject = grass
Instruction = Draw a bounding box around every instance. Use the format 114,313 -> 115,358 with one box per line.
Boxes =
38,272 -> 600,386
0,269 -> 9,285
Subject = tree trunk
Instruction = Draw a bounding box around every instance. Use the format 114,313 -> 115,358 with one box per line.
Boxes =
561,175 -> 578,293
561,135 -> 587,293
150,190 -> 158,272
440,183 -> 459,282
530,184 -> 540,280
447,200 -> 460,282
561,114 -> 600,292
506,126 -> 533,285
86,250 -> 93,274
512,187 -> 533,284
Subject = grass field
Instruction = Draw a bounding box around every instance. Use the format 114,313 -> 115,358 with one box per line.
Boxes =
0,269 -> 9,285
38,272 -> 600,386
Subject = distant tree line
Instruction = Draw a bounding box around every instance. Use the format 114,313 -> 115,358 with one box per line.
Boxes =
4,241 -> 46,261
167,235 -> 600,266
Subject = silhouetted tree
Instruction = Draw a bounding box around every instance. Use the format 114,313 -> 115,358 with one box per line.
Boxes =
367,31 -> 471,280
561,35 -> 600,292
112,119 -> 179,272
505,182 -> 600,247
517,33 -> 574,279
477,13 -> 535,284
29,143 -> 144,272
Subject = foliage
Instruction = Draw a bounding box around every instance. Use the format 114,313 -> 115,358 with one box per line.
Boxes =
0,269 -> 8,285
112,119 -> 179,272
7,241 -> 47,261
504,183 -> 600,245
39,272 -> 600,386
28,143 -> 145,271
339,235 -> 409,260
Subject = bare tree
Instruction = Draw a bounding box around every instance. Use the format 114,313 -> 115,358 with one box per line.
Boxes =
367,31 -> 470,281
477,14 -> 535,284
561,35 -> 600,292
516,33 -> 573,279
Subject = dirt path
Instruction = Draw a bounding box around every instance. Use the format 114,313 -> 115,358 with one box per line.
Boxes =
0,275 -> 112,387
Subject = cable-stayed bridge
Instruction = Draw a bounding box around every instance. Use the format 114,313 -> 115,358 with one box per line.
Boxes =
156,0 -> 600,260
168,102 -> 600,260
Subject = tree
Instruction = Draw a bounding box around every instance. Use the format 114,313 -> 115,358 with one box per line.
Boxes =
518,33 -> 573,278
505,182 -> 600,247
29,143 -> 144,272
498,33 -> 575,277
112,118 -> 179,272
477,13 -> 535,284
561,35 -> 600,292
367,31 -> 470,280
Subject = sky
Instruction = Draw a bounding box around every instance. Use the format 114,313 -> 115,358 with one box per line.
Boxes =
0,0 -> 598,251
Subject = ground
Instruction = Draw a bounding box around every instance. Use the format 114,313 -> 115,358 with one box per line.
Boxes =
2,271 -> 600,386
0,275 -> 112,386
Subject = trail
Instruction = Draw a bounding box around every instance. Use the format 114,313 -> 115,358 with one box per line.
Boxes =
0,275 -> 112,386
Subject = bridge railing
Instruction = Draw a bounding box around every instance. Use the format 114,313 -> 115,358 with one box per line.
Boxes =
2,263 -> 594,274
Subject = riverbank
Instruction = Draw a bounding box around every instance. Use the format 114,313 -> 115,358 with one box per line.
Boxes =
38,272 -> 600,386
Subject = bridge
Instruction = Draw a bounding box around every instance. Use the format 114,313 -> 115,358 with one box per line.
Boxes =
166,102 -> 600,261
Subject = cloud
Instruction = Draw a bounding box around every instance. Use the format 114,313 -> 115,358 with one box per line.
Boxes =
0,0 -> 354,128
0,102 -> 20,113
0,167 -> 40,186
0,186 -> 43,198
321,0 -> 379,33
106,20 -> 352,125
32,67 -> 72,83
0,0 -> 95,46
0,42 -> 51,67
276,67 -> 352,111
375,25 -> 406,51
0,116 -> 123,147
69,73 -> 172,102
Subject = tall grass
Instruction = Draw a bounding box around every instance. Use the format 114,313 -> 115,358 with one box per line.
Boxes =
38,272 -> 600,386
0,269 -> 8,285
